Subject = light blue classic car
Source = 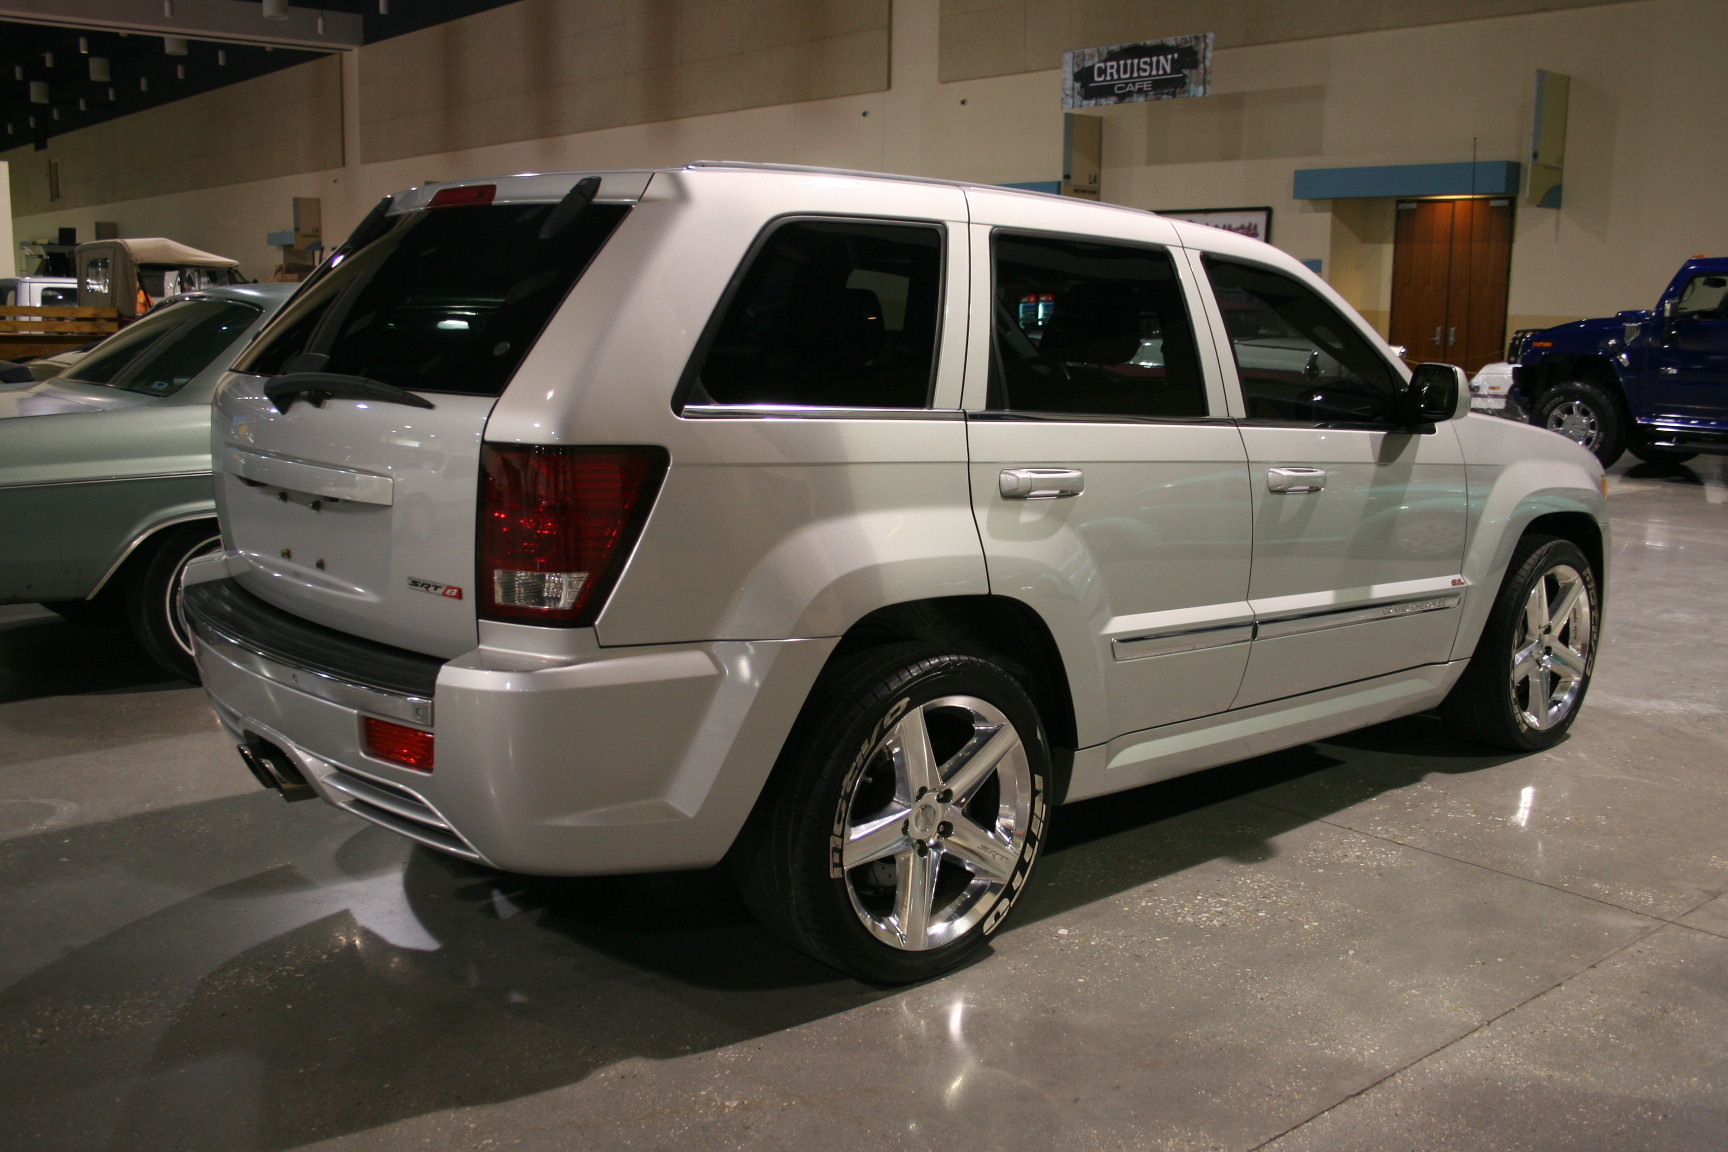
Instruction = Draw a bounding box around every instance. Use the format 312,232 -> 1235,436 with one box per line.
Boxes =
0,283 -> 295,680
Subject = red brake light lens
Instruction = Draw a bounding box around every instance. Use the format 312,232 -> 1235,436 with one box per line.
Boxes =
478,445 -> 667,626
363,717 -> 435,772
428,184 -> 496,208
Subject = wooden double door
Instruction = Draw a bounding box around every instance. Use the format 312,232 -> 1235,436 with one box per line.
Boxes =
1390,197 -> 1514,374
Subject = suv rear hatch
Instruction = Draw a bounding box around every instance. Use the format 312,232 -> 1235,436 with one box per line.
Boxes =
212,174 -> 641,658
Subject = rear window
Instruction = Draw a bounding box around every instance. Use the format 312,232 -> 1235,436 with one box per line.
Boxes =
63,297 -> 262,397
236,201 -> 630,397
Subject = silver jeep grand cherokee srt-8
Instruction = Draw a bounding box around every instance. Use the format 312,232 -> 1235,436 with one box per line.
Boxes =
188,163 -> 1606,984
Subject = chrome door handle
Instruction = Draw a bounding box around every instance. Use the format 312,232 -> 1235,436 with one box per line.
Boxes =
1000,467 -> 1085,500
1267,466 -> 1327,493
1432,327 -> 1443,346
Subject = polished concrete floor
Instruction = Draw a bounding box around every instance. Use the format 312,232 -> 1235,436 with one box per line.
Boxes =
3,455 -> 1726,1151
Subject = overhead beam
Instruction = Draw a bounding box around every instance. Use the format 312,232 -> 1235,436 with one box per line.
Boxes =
0,0 -> 361,51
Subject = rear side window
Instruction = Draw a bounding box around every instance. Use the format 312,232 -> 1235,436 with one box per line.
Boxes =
685,219 -> 944,409
40,286 -> 77,305
990,232 -> 1207,418
63,298 -> 261,397
236,202 -> 630,397
1204,257 -> 1401,425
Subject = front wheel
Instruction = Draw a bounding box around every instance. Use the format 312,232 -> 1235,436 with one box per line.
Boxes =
126,522 -> 222,683
1535,380 -> 1627,468
1441,535 -> 1599,752
733,644 -> 1049,984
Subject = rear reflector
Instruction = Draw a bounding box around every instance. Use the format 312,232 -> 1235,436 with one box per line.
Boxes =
363,716 -> 435,772
478,445 -> 668,626
428,184 -> 496,208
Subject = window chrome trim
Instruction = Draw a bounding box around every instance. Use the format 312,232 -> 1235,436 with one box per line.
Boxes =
681,404 -> 963,421
193,617 -> 434,727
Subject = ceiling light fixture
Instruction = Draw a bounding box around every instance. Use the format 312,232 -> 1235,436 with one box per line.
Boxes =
317,12 -> 326,34
42,52 -> 54,67
79,37 -> 90,54
89,57 -> 111,82
218,49 -> 228,65
165,36 -> 189,55
263,0 -> 290,18
379,0 -> 389,12
79,97 -> 88,110
176,63 -> 186,79
29,81 -> 49,104
140,76 -> 149,90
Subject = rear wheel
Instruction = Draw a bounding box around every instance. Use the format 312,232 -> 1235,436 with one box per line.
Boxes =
126,523 -> 222,683
733,644 -> 1049,984
1441,535 -> 1599,752
1535,380 -> 1626,468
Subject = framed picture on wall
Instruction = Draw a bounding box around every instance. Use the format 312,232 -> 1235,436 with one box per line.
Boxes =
1157,206 -> 1273,243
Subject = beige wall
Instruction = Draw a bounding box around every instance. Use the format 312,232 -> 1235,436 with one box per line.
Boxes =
3,57 -> 342,219
7,0 -> 1724,338
361,0 -> 890,163
938,0 -> 1639,82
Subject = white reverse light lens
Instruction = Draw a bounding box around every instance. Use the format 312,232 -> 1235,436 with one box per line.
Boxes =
492,570 -> 586,611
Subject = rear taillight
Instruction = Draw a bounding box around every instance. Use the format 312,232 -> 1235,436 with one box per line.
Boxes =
478,445 -> 667,627
363,717 -> 435,772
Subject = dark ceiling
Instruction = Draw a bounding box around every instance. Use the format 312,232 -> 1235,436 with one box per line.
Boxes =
1,1 -> 521,151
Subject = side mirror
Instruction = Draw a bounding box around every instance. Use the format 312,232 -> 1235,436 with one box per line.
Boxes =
1405,362 -> 1469,426
0,360 -> 36,385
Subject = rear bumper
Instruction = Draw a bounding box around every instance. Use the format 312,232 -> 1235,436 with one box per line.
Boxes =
188,572 -> 835,875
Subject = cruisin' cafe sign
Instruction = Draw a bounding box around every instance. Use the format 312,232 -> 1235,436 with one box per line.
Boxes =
1063,33 -> 1213,109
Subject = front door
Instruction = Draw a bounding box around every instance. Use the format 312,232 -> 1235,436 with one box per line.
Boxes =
1390,197 -> 1514,373
1644,270 -> 1728,421
963,213 -> 1254,746
1202,256 -> 1468,708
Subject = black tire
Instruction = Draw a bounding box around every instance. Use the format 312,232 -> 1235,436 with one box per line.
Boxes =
42,594 -> 126,628
1534,380 -> 1627,468
731,643 -> 1050,984
1441,535 -> 1599,752
1627,443 -> 1699,465
125,522 -> 222,683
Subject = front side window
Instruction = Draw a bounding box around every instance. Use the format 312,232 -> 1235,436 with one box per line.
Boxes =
63,297 -> 261,397
1675,274 -> 1728,319
1205,257 -> 1401,425
990,232 -> 1207,419
236,201 -> 630,397
686,219 -> 943,409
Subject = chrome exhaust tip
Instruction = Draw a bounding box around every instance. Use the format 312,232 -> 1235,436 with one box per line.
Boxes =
237,737 -> 318,802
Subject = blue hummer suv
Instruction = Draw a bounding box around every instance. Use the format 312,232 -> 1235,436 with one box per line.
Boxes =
1511,256 -> 1728,467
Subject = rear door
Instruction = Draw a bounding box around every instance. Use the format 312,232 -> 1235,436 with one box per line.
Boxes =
212,177 -> 637,658
963,196 -> 1254,747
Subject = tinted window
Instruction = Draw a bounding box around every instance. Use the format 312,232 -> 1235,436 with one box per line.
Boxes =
64,298 -> 261,397
39,286 -> 77,305
236,202 -> 630,397
991,233 -> 1206,418
1204,257 -> 1401,425
688,219 -> 943,408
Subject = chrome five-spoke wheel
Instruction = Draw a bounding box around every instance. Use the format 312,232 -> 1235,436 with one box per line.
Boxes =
840,694 -> 1036,952
1511,561 -> 1593,732
1442,534 -> 1599,751
733,644 -> 1049,984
